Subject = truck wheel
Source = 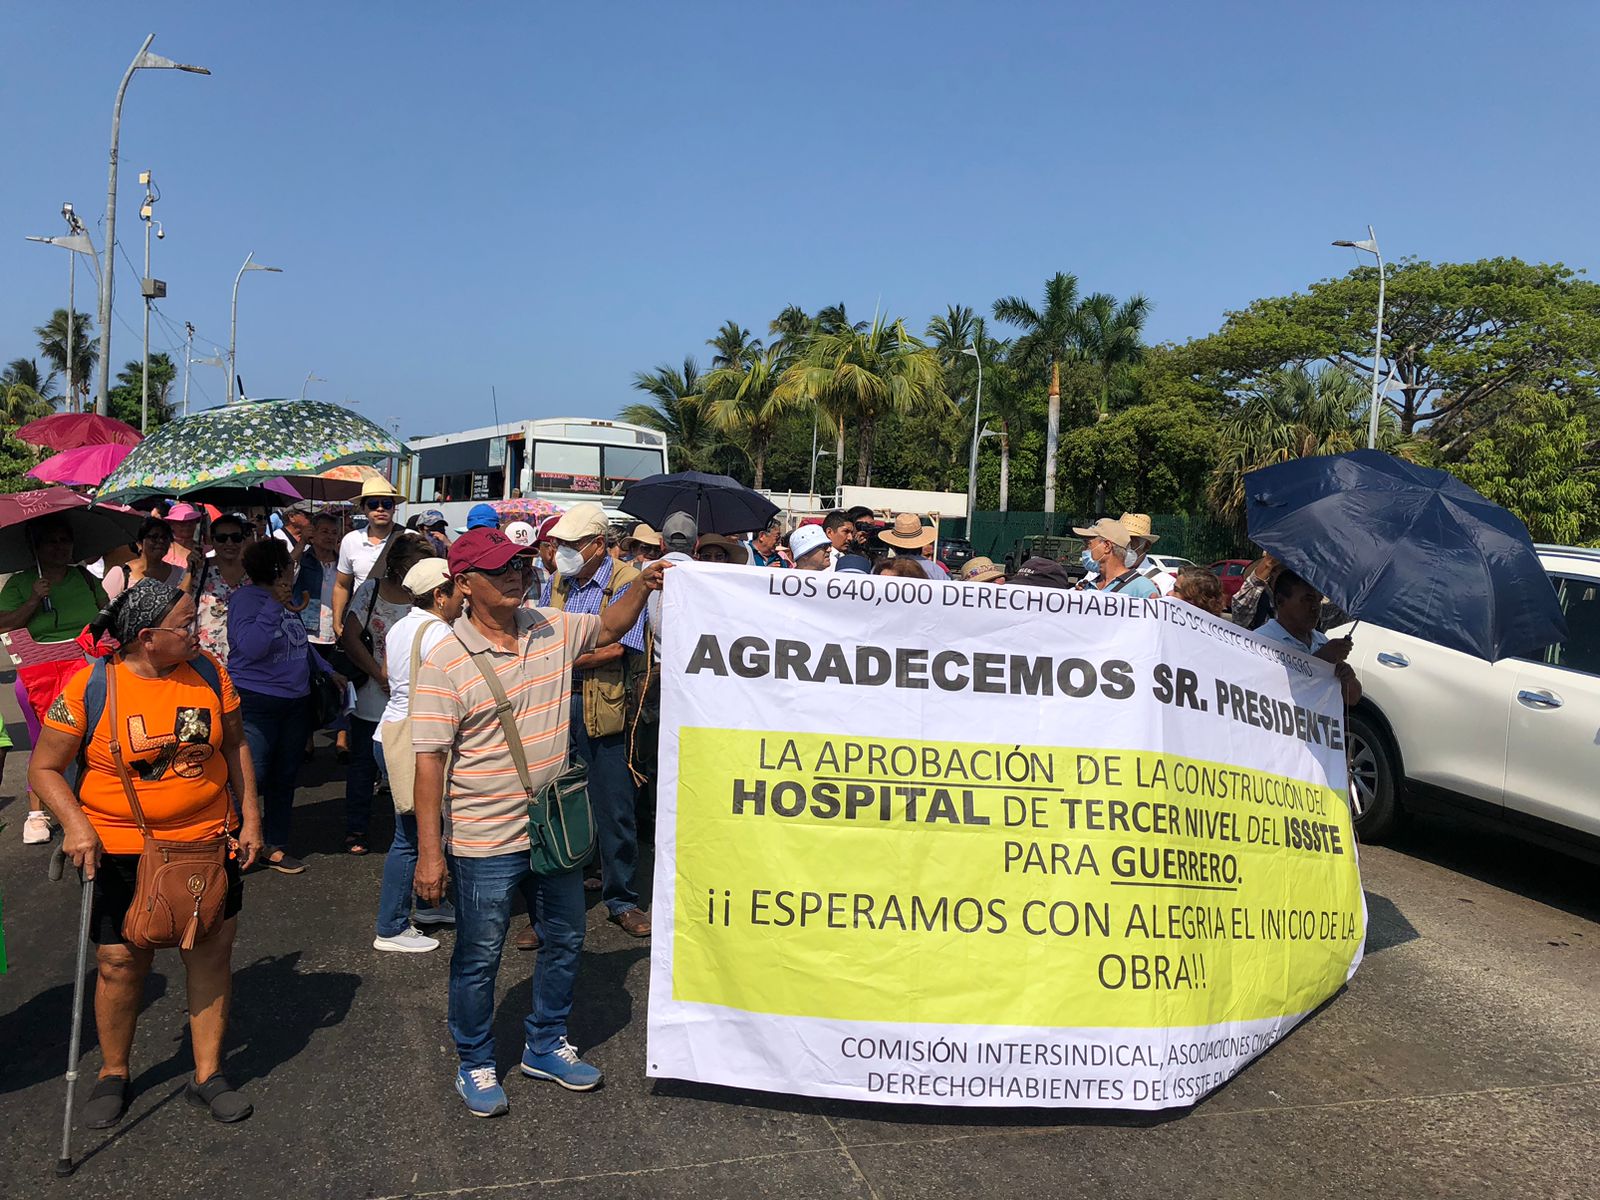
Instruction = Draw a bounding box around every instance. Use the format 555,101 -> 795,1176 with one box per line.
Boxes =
1346,711 -> 1401,843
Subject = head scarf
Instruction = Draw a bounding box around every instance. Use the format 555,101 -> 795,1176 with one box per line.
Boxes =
80,578 -> 184,658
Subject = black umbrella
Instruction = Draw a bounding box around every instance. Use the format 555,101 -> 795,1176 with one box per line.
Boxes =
619,471 -> 779,537
1245,449 -> 1567,661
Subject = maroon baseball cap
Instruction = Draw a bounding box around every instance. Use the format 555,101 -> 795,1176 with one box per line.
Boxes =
448,528 -> 523,575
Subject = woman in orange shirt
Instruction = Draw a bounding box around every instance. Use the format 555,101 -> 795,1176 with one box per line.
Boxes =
30,579 -> 263,1129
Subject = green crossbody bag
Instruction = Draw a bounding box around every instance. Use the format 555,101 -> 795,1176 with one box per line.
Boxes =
467,649 -> 596,875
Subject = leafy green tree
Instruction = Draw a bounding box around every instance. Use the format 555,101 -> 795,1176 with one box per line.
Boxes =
1,358 -> 60,424
1073,291 -> 1151,421
1454,389 -> 1599,545
105,354 -> 175,430
1207,365 -> 1407,528
994,272 -> 1082,512
778,315 -> 951,486
35,308 -> 97,413
622,357 -> 721,472
1187,258 -> 1600,453
1057,398 -> 1221,517
701,346 -> 792,488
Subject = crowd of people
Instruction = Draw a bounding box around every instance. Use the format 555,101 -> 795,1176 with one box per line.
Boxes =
1,481 -> 1357,1127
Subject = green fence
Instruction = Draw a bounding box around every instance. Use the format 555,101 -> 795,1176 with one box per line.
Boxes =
963,511 -> 1249,566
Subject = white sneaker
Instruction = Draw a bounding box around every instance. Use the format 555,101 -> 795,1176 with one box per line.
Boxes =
373,926 -> 439,954
22,810 -> 52,845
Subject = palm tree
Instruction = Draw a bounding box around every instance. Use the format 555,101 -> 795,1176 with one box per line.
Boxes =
993,272 -> 1082,513
778,315 -> 950,486
621,356 -> 720,472
1208,365 -> 1407,527
1,358 -> 60,425
707,320 -> 762,370
769,305 -> 813,346
1074,292 -> 1151,421
701,346 -> 791,488
815,303 -> 867,336
35,308 -> 97,413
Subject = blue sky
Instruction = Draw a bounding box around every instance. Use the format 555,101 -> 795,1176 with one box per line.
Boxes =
3,2 -> 1596,439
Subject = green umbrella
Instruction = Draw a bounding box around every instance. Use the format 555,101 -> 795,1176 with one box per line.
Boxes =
95,399 -> 406,505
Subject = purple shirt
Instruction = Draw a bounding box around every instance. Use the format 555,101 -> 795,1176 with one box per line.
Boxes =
226,584 -> 331,698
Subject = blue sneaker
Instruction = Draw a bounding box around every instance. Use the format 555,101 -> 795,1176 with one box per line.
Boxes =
455,1066 -> 509,1117
520,1038 -> 603,1091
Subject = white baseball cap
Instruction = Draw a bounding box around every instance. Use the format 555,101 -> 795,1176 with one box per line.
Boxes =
789,524 -> 829,562
503,520 -> 536,547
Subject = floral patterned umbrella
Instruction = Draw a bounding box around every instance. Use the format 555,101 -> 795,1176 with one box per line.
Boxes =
94,399 -> 405,506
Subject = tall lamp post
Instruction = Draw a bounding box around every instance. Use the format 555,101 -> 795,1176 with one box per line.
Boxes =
93,34 -> 210,415
229,252 -> 282,403
1331,225 -> 1385,449
961,345 -> 984,524
301,372 -> 326,400
26,204 -> 99,413
138,171 -> 166,432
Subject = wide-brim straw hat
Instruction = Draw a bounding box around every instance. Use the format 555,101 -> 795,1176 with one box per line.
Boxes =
1118,512 -> 1159,544
958,556 -> 1005,582
695,533 -> 749,565
357,476 -> 402,501
878,512 -> 936,549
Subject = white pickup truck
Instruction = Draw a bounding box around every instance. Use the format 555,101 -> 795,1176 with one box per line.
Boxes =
1340,546 -> 1600,858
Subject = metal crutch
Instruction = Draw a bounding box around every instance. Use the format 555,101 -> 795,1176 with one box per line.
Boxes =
48,845 -> 95,1178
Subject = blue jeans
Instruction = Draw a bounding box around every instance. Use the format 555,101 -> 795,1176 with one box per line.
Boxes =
569,693 -> 639,915
345,716 -> 380,836
447,851 -> 585,1067
239,689 -> 312,850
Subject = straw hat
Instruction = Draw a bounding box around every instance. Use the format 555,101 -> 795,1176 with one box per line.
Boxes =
357,476 -> 401,501
958,556 -> 1005,582
1118,512 -> 1159,544
878,512 -> 936,549
627,523 -> 663,549
695,533 -> 749,565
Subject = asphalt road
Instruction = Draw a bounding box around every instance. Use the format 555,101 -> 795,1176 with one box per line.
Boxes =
1,744 -> 1597,1200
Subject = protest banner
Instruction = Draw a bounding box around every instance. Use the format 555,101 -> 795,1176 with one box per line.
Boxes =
646,564 -> 1365,1109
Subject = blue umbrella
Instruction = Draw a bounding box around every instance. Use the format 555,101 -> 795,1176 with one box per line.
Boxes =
1245,449 -> 1567,661
619,471 -> 779,536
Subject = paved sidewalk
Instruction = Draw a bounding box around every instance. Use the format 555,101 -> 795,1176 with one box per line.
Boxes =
2,745 -> 1598,1199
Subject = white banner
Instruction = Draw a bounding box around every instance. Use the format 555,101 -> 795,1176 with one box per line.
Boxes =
647,564 -> 1364,1108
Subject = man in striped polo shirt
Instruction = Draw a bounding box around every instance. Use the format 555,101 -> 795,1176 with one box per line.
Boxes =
411,528 -> 667,1116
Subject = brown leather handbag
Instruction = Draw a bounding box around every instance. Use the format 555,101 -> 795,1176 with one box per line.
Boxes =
106,664 -> 231,951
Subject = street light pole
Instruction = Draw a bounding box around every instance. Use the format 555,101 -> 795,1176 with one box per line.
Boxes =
961,346 -> 983,523
1332,225 -> 1385,449
301,372 -> 325,401
92,35 -> 210,415
139,171 -> 164,432
229,252 -> 283,403
181,321 -> 194,417
26,211 -> 97,414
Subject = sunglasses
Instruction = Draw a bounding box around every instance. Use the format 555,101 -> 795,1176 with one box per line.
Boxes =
212,532 -> 245,544
364,498 -> 396,511
472,560 -> 527,578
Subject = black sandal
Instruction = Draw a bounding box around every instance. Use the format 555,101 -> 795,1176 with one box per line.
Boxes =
186,1073 -> 253,1123
84,1075 -> 130,1129
345,834 -> 369,856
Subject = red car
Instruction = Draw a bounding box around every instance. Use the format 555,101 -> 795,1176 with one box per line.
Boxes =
1209,559 -> 1253,606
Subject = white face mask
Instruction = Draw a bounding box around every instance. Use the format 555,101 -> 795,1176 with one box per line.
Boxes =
554,544 -> 587,576
1122,545 -> 1142,568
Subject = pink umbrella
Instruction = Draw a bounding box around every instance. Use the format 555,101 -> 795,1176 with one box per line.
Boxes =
15,412 -> 142,451
28,443 -> 135,486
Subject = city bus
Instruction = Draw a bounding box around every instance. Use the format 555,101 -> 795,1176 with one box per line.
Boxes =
398,417 -> 668,527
